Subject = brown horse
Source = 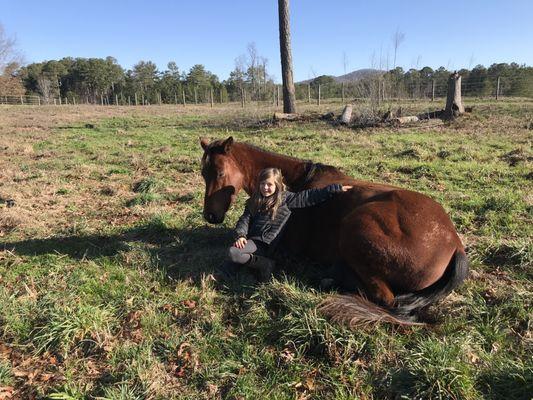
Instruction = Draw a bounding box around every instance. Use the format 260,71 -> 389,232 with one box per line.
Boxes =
200,136 -> 468,325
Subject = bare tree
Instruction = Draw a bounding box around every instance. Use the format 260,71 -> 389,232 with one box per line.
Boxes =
278,0 -> 296,113
468,53 -> 475,69
392,28 -> 405,69
0,23 -> 20,74
247,42 -> 258,95
0,23 -> 24,96
342,51 -> 349,75
37,76 -> 53,103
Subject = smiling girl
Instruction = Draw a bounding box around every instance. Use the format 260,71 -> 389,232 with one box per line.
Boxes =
224,167 -> 352,281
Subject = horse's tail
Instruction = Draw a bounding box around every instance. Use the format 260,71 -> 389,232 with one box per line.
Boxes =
318,293 -> 425,326
318,249 -> 469,326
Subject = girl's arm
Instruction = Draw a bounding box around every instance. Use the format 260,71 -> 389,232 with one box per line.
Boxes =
234,205 -> 252,239
285,183 -> 345,209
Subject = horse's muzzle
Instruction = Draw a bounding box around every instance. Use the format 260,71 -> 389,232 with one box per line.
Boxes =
204,211 -> 224,224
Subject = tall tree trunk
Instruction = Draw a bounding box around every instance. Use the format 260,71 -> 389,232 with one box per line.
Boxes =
278,0 -> 297,114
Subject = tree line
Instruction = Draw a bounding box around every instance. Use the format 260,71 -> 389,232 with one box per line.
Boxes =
297,63 -> 533,101
1,54 -> 532,103
10,46 -> 277,105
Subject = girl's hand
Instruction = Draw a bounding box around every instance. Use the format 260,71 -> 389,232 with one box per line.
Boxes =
234,237 -> 247,249
341,185 -> 353,192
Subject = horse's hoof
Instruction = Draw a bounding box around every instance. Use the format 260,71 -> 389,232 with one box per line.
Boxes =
319,278 -> 336,291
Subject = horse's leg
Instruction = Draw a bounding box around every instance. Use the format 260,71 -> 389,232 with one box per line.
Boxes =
359,274 -> 395,307
338,208 -> 402,307
321,262 -> 362,291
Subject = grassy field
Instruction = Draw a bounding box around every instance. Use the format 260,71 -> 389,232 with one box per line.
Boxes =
0,99 -> 531,399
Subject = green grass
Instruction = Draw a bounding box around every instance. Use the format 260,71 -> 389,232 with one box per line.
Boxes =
0,100 -> 531,398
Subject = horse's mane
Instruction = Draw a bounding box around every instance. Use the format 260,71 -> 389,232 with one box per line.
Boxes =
294,161 -> 340,188
241,142 -> 344,190
233,141 -> 303,163
207,139 -> 342,188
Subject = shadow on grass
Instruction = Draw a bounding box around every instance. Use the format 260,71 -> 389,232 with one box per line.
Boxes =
1,223 -> 231,280
1,221 -> 333,294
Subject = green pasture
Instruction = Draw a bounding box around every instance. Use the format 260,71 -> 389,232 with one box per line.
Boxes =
0,100 -> 531,399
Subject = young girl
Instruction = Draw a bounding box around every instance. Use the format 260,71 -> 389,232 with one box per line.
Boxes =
225,167 -> 352,281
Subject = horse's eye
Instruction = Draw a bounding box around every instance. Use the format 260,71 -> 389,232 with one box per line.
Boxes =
217,171 -> 225,178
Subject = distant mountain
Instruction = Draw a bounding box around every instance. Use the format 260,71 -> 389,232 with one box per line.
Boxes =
298,68 -> 383,84
335,69 -> 383,82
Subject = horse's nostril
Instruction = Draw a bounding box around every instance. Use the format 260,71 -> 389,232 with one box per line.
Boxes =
207,213 -> 215,223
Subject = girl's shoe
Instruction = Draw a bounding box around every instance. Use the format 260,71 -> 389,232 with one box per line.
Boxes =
214,260 -> 239,282
247,255 -> 275,282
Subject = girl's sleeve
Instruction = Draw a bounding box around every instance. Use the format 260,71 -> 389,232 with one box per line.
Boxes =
234,205 -> 252,239
285,184 -> 343,209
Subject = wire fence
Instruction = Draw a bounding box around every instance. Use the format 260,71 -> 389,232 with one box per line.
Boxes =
1,75 -> 531,107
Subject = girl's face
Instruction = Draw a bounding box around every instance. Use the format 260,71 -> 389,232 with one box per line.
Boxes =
259,177 -> 277,197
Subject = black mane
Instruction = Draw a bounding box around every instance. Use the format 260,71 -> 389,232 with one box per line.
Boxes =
289,161 -> 340,191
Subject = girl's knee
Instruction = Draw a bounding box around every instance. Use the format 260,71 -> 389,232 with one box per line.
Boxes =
228,246 -> 243,263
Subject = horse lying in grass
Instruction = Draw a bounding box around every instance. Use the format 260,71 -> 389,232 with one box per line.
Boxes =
200,136 -> 468,325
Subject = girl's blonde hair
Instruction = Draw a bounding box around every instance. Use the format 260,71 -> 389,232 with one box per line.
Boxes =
248,168 -> 286,218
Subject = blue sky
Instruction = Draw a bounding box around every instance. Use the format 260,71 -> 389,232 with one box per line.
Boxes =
3,0 -> 533,82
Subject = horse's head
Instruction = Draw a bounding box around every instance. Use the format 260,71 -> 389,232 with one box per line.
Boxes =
200,136 -> 245,224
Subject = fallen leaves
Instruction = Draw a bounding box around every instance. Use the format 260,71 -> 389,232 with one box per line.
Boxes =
0,342 -> 65,399
170,342 -> 200,379
181,299 -> 197,309
0,386 -> 14,400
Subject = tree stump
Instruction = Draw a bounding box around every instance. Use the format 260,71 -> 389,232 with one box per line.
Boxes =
339,105 -> 353,124
444,72 -> 465,119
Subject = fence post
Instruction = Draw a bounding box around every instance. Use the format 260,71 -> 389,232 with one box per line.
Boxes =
432,80 -> 435,101
54,98 -> 57,105
276,85 -> 280,107
241,87 -> 245,108
194,87 -> 198,104
342,82 -> 345,103
134,93 -> 138,106
182,89 -> 186,106
115,94 -> 118,105
174,93 -> 177,104
307,84 -> 311,103
38,96 -> 41,106
496,76 -> 501,100
100,95 -> 103,106
128,96 -> 131,106
317,84 -> 321,106
210,88 -> 214,108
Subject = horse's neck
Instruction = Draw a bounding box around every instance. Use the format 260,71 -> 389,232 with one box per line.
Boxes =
235,144 -> 306,194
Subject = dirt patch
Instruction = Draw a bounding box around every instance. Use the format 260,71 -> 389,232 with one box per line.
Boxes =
500,148 -> 532,166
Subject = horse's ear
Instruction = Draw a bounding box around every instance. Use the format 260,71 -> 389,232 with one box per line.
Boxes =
200,137 -> 209,151
222,136 -> 234,153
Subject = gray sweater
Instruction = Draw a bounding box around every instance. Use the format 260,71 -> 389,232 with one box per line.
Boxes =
235,184 -> 343,245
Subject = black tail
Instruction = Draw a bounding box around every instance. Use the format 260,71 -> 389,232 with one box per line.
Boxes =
392,249 -> 469,316
319,249 -> 469,327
